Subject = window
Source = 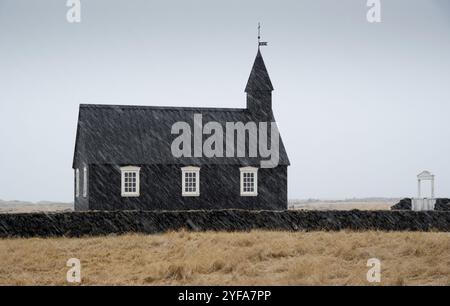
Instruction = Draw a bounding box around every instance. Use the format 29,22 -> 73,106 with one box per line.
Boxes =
75,168 -> 80,197
83,165 -> 88,197
240,167 -> 258,196
181,166 -> 200,196
121,166 -> 140,197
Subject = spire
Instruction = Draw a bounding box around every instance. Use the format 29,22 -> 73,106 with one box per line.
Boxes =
245,49 -> 274,92
245,24 -> 274,118
245,23 -> 272,92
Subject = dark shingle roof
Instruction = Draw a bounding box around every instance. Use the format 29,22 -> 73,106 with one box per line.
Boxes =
245,49 -> 274,92
73,104 -> 290,167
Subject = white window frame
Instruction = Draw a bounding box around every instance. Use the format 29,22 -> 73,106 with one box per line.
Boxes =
83,165 -> 88,197
120,166 -> 141,197
240,167 -> 258,196
181,166 -> 200,197
75,168 -> 80,197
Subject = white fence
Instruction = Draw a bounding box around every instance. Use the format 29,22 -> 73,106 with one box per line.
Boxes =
412,198 -> 436,211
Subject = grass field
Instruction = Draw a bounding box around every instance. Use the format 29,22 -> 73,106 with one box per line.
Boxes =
1,231 -> 449,285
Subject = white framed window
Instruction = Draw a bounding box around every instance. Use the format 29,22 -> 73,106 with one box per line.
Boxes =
121,166 -> 141,197
75,168 -> 80,197
240,167 -> 258,196
181,166 -> 200,196
83,165 -> 88,197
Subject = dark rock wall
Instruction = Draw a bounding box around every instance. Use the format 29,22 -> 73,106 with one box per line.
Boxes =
391,198 -> 450,211
1,210 -> 450,238
391,198 -> 412,210
436,198 -> 450,211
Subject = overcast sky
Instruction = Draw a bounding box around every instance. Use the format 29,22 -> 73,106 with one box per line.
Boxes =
0,0 -> 449,202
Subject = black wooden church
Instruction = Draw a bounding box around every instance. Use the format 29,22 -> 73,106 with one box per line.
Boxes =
72,48 -> 290,211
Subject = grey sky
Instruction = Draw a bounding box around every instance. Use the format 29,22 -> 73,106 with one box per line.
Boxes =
0,0 -> 449,202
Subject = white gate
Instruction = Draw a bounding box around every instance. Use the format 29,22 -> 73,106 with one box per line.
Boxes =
411,198 -> 436,211
413,171 -> 436,211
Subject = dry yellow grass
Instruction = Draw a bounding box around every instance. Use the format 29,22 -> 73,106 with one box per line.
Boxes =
1,231 -> 450,285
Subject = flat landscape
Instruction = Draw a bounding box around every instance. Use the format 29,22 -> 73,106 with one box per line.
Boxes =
0,200 -> 73,214
289,198 -> 397,211
1,231 -> 449,285
3,198 -> 444,286
0,198 -> 397,213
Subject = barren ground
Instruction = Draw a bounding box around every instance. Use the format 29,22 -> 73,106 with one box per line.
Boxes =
1,231 -> 449,285
0,201 -> 72,214
0,199 -> 397,213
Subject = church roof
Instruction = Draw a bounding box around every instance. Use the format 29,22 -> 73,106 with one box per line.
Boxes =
245,49 -> 274,92
72,104 -> 290,167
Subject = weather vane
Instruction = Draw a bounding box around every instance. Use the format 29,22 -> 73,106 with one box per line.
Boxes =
258,22 -> 268,47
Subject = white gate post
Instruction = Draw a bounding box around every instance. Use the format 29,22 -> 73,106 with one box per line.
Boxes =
417,179 -> 421,198
431,176 -> 435,198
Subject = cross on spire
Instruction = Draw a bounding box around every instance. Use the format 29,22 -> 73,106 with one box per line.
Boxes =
258,22 -> 261,43
258,22 -> 268,48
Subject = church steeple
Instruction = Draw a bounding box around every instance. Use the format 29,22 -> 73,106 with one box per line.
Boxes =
245,48 -> 273,119
245,49 -> 274,92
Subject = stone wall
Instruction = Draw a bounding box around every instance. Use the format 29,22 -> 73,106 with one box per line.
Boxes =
1,210 -> 450,238
391,198 -> 450,211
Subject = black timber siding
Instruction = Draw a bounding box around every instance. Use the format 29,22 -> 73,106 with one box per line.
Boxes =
85,164 -> 287,211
